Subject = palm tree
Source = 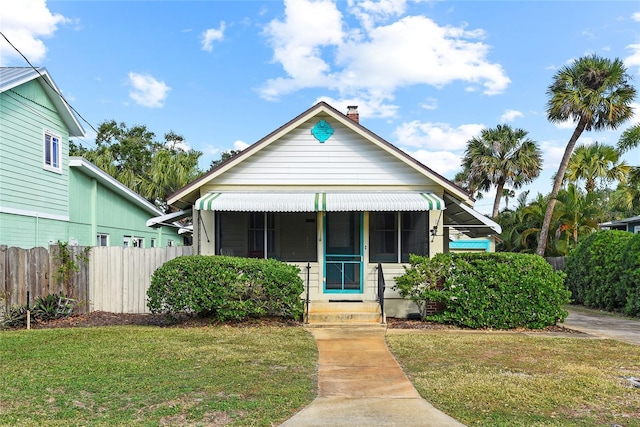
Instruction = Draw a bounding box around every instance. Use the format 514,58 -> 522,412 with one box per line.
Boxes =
502,188 -> 516,210
536,55 -> 636,256
564,142 -> 630,193
462,124 -> 542,218
554,184 -> 602,253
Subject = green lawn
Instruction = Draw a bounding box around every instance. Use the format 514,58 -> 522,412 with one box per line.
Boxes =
0,325 -> 317,426
387,331 -> 640,427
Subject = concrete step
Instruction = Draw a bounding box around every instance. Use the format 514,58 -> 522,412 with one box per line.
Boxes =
305,301 -> 384,326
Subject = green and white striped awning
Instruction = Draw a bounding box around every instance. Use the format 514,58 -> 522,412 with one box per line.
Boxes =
194,192 -> 444,212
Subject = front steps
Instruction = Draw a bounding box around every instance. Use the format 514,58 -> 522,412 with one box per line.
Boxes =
305,301 -> 384,326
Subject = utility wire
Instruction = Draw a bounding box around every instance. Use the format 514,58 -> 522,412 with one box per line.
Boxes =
1,31 -> 99,136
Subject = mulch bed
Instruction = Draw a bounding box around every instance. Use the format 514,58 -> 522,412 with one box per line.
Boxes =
17,311 -> 583,334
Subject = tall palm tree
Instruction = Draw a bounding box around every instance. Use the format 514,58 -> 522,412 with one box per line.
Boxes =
536,55 -> 636,256
462,124 -> 542,218
564,142 -> 630,193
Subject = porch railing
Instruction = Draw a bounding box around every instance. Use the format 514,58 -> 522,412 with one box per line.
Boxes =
377,263 -> 386,324
305,262 -> 310,324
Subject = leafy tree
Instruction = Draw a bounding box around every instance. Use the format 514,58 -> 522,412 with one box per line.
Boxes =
210,149 -> 242,170
537,55 -> 636,256
564,142 -> 629,193
453,164 -> 490,200
462,124 -> 542,218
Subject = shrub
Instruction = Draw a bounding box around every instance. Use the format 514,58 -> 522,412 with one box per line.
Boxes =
1,293 -> 75,329
565,230 -> 633,311
148,255 -> 304,321
620,233 -> 640,317
394,252 -> 570,329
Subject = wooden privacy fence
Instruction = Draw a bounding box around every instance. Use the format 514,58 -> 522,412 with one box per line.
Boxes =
89,246 -> 192,313
1,245 -> 192,316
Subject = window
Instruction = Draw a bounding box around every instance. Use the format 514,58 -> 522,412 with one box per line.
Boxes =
634,225 -> 640,234
248,213 -> 274,258
132,237 -> 144,248
369,212 -> 428,263
150,238 -> 156,248
167,239 -> 174,247
44,131 -> 61,171
96,234 -> 109,246
123,236 -> 131,247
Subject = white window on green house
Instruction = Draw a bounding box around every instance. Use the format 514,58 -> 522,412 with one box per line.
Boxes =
123,236 -> 131,247
150,238 -> 156,248
167,239 -> 174,247
133,237 -> 144,248
44,131 -> 61,172
96,233 -> 109,246
634,225 -> 640,234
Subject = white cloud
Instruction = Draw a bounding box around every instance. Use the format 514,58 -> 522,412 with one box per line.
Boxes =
420,97 -> 438,111
259,1 -> 510,106
554,120 -> 577,130
201,22 -> 226,52
404,149 -> 462,176
0,0 -> 69,66
500,109 -> 523,122
127,72 -> 170,108
394,121 -> 485,151
233,140 -> 249,150
625,43 -> 640,73
632,12 -> 640,22
315,95 -> 399,118
540,140 -> 570,171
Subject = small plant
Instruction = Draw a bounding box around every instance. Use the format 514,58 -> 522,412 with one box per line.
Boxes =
32,293 -> 75,322
54,241 -> 90,296
1,304 -> 28,328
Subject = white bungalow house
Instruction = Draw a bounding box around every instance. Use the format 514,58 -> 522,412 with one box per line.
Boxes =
166,102 -> 500,320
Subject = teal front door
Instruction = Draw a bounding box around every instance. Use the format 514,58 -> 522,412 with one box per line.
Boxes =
324,212 -> 363,293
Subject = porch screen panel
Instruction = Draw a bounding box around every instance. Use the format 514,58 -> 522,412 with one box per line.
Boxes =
216,212 -> 248,256
369,212 -> 398,262
401,211 -> 428,262
276,213 -> 317,262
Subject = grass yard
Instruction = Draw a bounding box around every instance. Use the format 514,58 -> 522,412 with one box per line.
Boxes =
387,331 -> 640,427
0,325 -> 317,426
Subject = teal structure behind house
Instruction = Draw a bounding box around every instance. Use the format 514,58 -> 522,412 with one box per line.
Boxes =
0,67 -> 182,249
600,216 -> 640,234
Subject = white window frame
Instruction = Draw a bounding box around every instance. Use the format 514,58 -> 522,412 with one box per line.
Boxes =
167,239 -> 174,247
43,130 -> 62,172
96,233 -> 109,246
150,238 -> 156,248
123,235 -> 132,247
634,225 -> 640,234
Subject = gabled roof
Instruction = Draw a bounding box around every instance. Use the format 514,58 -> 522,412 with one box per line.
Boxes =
69,157 -> 163,217
0,67 -> 85,137
168,101 -> 472,209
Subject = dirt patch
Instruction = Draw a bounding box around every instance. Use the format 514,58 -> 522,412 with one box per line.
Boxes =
385,317 -> 584,334
25,311 -> 302,329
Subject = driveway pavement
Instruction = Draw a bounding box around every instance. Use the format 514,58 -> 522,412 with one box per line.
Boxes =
561,309 -> 640,346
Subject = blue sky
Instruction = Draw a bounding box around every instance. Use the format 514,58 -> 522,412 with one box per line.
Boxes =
1,0 -> 639,214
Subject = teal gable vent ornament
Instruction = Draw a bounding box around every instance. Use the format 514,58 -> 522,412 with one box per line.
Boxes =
311,119 -> 334,143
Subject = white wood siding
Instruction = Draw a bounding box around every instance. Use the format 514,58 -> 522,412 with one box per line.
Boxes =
215,118 -> 435,187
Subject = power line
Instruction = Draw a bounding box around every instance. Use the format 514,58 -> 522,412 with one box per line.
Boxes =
1,31 -> 99,136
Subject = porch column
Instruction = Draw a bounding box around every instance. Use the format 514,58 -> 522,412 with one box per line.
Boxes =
429,209 -> 444,257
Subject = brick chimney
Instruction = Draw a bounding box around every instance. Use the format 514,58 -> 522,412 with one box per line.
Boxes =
346,105 -> 359,123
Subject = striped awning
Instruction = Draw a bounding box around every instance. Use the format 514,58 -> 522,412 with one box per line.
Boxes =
194,192 -> 444,212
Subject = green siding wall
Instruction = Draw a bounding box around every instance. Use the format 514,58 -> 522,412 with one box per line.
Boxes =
0,80 -> 70,217
68,168 -> 182,247
0,212 -> 69,248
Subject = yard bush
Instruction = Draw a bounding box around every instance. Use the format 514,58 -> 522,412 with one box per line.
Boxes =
564,230 -> 633,311
620,233 -> 640,317
147,255 -> 304,321
394,252 -> 570,329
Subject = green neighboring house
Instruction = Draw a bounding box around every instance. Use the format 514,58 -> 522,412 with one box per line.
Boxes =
0,67 -> 183,249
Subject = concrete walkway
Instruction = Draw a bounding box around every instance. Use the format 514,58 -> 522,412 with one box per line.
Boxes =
279,326 -> 466,427
562,309 -> 640,346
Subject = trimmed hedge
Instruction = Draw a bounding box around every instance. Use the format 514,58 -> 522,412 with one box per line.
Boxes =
565,230 -> 634,311
148,256 -> 304,321
394,252 -> 570,329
